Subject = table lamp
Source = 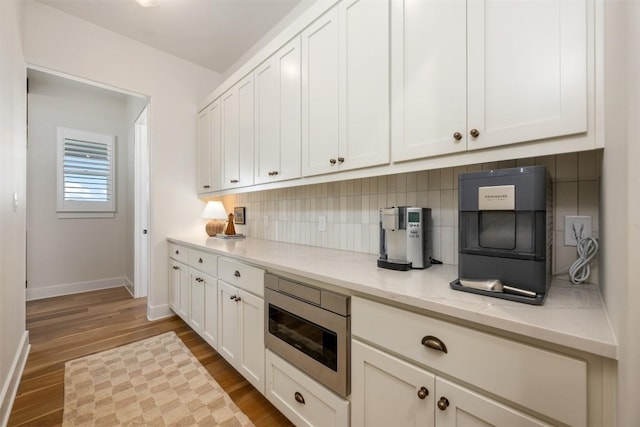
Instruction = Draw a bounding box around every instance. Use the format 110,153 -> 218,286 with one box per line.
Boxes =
202,201 -> 227,237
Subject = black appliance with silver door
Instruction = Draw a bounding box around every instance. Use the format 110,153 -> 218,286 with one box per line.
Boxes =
264,273 -> 350,397
450,166 -> 552,304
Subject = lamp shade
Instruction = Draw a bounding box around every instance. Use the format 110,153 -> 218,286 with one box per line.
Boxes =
201,201 -> 227,220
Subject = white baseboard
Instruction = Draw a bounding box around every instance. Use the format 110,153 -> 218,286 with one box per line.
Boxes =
124,277 -> 134,297
26,277 -> 126,301
0,331 -> 30,427
147,302 -> 174,321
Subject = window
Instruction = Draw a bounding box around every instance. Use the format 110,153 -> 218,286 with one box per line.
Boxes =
57,127 -> 116,216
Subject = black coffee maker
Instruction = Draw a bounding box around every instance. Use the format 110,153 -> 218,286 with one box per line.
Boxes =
451,166 -> 551,304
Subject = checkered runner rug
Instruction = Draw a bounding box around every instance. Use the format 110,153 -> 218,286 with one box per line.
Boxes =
62,331 -> 254,426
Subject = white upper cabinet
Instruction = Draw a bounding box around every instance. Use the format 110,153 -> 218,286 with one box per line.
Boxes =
391,0 -> 468,161
254,37 -> 302,184
196,101 -> 222,193
221,75 -> 255,189
302,0 -> 389,177
301,7 -> 341,177
467,0 -> 587,151
392,0 -> 589,161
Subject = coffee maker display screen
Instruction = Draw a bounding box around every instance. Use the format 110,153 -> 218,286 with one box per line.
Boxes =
408,212 -> 420,223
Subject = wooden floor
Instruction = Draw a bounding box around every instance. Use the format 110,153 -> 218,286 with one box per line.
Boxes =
8,287 -> 294,427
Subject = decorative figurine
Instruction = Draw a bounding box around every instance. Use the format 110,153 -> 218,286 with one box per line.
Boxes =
225,213 -> 236,235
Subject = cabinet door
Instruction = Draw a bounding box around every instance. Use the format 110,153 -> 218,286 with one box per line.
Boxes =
199,102 -> 222,193
275,37 -> 302,181
209,101 -> 222,191
339,0 -> 390,171
254,56 -> 279,184
351,340 -> 435,427
391,0 -> 467,162
435,377 -> 551,427
301,6 -> 340,177
203,275 -> 218,349
238,289 -> 265,393
189,270 -> 205,333
467,0 -> 587,150
196,108 -> 211,193
169,259 -> 187,314
221,75 -> 254,189
217,280 -> 239,364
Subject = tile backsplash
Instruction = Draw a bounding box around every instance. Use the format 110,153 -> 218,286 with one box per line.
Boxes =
221,150 -> 602,284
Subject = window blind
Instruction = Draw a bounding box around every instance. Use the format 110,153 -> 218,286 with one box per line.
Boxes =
57,127 -> 116,215
62,138 -> 112,202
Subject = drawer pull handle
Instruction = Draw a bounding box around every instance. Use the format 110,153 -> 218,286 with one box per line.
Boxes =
198,258 -> 203,263
421,335 -> 448,354
417,387 -> 429,400
230,179 -> 239,183
203,185 -> 210,189
172,266 -> 179,270
234,270 -> 241,278
294,391 -> 305,405
437,396 -> 450,411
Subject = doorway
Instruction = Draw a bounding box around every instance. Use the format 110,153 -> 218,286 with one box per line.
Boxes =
25,68 -> 150,301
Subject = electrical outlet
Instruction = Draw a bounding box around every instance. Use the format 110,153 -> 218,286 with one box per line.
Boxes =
264,215 -> 269,228
564,215 -> 592,246
318,215 -> 327,232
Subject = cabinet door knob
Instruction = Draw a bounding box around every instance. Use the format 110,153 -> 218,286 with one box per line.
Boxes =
470,128 -> 480,138
437,396 -> 450,411
294,391 -> 305,405
453,132 -> 462,141
175,250 -> 179,255
337,156 -> 344,163
234,270 -> 241,278
417,386 -> 429,400
421,335 -> 448,353
229,295 -> 236,300
329,158 -> 337,165
235,296 -> 241,302
198,258 -> 203,263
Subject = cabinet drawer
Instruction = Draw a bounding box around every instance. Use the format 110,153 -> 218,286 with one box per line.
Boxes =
168,243 -> 188,264
265,350 -> 349,427
188,249 -> 218,276
218,257 -> 264,297
352,297 -> 587,427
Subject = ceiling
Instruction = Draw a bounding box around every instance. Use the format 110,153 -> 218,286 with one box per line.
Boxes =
35,0 -> 310,74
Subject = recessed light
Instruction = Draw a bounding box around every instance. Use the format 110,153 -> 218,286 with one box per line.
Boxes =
136,0 -> 159,7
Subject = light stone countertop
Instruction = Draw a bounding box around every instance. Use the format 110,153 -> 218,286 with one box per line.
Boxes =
168,235 -> 617,359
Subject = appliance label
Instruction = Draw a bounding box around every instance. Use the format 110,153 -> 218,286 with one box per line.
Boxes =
478,185 -> 515,210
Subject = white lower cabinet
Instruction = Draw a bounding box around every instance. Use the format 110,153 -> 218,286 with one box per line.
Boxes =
352,339 -> 550,427
217,259 -> 265,394
266,349 -> 350,427
168,258 -> 187,316
351,297 -> 589,427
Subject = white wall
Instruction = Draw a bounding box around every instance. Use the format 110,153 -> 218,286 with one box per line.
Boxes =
23,0 -> 222,318
600,1 -> 640,424
0,0 -> 28,424
26,71 -> 133,299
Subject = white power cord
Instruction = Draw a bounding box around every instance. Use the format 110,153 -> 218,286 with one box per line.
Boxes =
554,222 -> 599,284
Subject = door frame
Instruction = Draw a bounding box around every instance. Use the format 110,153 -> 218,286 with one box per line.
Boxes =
134,105 -> 150,298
